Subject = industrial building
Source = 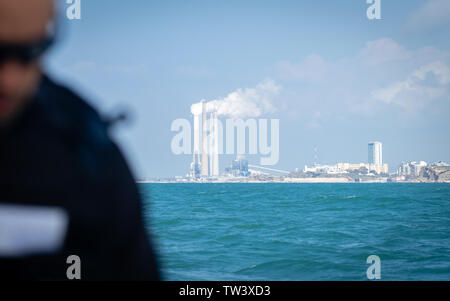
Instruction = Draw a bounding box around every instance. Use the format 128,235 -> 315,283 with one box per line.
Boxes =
190,101 -> 220,179
225,156 -> 250,177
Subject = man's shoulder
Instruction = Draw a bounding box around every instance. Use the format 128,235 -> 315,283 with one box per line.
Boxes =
33,75 -> 131,180
35,74 -> 111,146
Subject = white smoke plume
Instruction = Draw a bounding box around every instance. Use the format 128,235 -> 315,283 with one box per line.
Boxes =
191,79 -> 281,118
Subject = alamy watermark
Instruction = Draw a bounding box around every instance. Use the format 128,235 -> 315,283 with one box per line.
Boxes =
171,118 -> 280,166
366,0 -> 381,20
64,1 -> 381,22
66,0 -> 82,20
366,255 -> 381,280
66,255 -> 81,280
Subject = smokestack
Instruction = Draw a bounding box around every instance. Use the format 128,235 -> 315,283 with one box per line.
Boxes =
201,101 -> 209,176
213,112 -> 219,176
209,112 -> 214,176
193,110 -> 200,157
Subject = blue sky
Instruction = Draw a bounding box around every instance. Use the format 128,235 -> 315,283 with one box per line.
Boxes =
45,0 -> 450,177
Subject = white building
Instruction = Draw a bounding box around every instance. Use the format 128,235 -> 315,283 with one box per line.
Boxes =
398,161 -> 427,177
432,161 -> 450,167
368,141 -> 383,165
303,164 -> 340,174
337,162 -> 388,174
304,162 -> 388,175
302,141 -> 388,176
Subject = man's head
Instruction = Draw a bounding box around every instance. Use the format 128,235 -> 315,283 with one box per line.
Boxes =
0,0 -> 55,126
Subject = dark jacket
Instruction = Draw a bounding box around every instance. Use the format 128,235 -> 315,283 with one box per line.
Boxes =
0,75 -> 160,280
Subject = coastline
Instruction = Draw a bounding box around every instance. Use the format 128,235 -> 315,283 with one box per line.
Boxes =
136,179 -> 450,184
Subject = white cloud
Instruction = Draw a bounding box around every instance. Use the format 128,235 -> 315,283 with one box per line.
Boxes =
274,38 -> 450,125
358,38 -> 411,65
404,0 -> 450,33
411,46 -> 450,66
191,79 -> 281,119
371,61 -> 450,109
412,61 -> 450,85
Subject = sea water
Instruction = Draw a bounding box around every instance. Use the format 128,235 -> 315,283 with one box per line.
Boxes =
140,183 -> 450,281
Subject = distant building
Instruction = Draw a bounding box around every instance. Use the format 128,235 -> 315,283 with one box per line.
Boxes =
337,162 -> 388,174
397,161 -> 427,177
432,161 -> 450,167
302,141 -> 388,175
190,101 -> 220,178
303,164 -> 339,174
189,152 -> 201,179
368,141 -> 383,165
303,162 -> 388,175
225,156 -> 250,177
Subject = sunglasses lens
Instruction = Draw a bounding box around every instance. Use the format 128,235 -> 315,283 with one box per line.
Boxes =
0,38 -> 52,65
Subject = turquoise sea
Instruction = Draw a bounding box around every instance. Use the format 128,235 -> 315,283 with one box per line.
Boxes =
139,183 -> 450,281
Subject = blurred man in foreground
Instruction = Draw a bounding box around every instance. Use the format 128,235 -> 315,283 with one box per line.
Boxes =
0,0 -> 160,280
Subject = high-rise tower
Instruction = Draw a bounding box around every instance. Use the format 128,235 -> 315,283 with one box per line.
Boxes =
368,141 -> 382,165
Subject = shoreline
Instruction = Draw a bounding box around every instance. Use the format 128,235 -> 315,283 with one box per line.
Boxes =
137,180 -> 450,184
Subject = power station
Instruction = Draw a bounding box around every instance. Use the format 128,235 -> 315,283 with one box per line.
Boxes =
190,101 -> 220,179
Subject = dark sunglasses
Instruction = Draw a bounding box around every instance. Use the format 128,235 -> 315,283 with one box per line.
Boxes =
0,37 -> 54,65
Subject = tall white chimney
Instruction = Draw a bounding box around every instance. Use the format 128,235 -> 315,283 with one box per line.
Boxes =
201,101 -> 209,176
209,112 -> 214,176
213,112 -> 219,176
193,110 -> 200,157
